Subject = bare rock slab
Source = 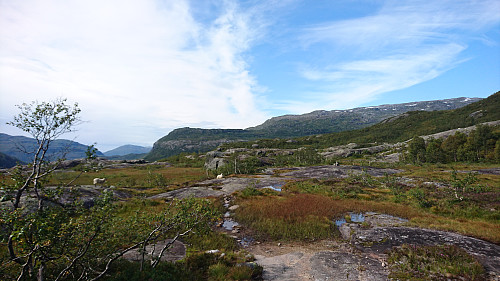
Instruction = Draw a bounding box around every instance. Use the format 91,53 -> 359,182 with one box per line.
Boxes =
310,251 -> 388,281
270,165 -> 401,179
122,239 -> 186,262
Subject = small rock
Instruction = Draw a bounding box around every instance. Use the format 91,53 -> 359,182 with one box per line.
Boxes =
228,205 -> 239,211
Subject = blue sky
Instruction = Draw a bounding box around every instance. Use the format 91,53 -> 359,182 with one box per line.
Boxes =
1,0 -> 499,151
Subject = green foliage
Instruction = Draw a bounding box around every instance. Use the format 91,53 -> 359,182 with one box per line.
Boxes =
216,154 -> 266,175
387,244 -> 485,280
144,166 -> 170,188
165,152 -> 205,168
274,148 -> 326,167
7,98 -> 81,141
346,170 -> 377,187
407,188 -> 431,208
403,125 -> 499,164
448,170 -> 486,201
285,180 -> 332,195
103,252 -> 262,281
240,187 -> 265,197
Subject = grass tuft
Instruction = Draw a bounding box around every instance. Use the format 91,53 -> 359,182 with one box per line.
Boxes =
387,244 -> 486,280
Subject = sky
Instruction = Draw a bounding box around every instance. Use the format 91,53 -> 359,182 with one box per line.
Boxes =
1,0 -> 499,152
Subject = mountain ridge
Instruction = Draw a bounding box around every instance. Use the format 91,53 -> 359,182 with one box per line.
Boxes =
103,145 -> 152,156
145,96 -> 484,160
0,133 -> 105,164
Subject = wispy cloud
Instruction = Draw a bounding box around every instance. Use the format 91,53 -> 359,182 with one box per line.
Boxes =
292,0 -> 500,111
0,0 -> 269,149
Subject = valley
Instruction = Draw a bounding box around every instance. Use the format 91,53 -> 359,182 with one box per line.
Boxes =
1,93 -> 499,280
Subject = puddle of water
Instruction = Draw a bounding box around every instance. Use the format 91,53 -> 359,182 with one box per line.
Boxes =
335,212 -> 365,227
351,213 -> 365,223
222,219 -> 239,231
239,237 -> 254,247
335,218 -> 346,227
261,184 -> 283,192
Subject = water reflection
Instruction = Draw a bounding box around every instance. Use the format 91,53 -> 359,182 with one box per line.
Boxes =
335,212 -> 365,227
222,219 -> 239,231
262,184 -> 283,192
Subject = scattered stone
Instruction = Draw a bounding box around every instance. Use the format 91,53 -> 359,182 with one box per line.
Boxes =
228,205 -> 240,211
205,249 -> 220,254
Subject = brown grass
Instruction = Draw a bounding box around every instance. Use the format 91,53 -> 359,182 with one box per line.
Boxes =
235,194 -> 500,243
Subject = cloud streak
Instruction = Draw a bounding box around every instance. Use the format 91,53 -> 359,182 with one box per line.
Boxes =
292,0 -> 500,111
0,0 -> 269,150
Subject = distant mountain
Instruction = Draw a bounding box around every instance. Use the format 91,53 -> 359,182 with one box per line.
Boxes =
0,151 -> 23,169
105,153 -> 149,161
103,145 -> 151,157
224,91 -> 500,149
0,133 -> 104,163
145,96 -> 483,161
248,97 -> 483,137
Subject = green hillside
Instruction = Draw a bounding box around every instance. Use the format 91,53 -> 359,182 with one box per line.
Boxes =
223,91 -> 500,150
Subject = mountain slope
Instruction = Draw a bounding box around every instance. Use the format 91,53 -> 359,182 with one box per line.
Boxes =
0,133 -> 105,163
0,152 -> 23,168
223,91 -> 500,149
145,96 -> 483,160
103,145 -> 151,157
248,97 -> 482,137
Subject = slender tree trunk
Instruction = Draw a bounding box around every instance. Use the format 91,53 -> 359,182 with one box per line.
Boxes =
37,262 -> 45,281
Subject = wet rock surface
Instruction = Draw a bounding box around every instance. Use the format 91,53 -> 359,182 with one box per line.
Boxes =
150,176 -> 286,199
251,242 -> 390,281
310,251 -> 388,281
470,168 -> 500,175
267,165 -> 401,179
350,226 -> 500,275
148,186 -> 225,200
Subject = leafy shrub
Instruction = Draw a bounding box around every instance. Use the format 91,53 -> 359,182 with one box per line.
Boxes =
387,244 -> 485,280
407,188 -> 432,208
144,167 -> 170,188
240,187 -> 264,197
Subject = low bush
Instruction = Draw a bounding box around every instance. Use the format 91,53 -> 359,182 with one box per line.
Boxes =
387,244 -> 485,280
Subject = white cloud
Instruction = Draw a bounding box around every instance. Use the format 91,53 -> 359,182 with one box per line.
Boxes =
294,0 -> 500,111
0,0 -> 269,150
